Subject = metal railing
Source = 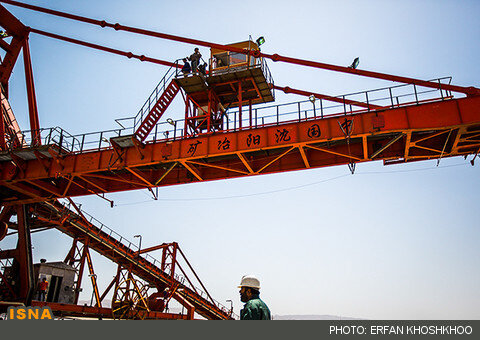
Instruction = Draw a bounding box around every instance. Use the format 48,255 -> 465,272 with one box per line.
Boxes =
0,247 -> 15,298
127,63 -> 178,134
10,126 -> 81,153
6,77 -> 454,155
223,76 -> 453,129
146,76 -> 454,140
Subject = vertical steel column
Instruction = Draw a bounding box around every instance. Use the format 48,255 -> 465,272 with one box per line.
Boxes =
64,239 -> 78,265
0,101 -> 6,150
249,100 -> 252,128
207,89 -> 212,133
238,81 -> 242,129
111,264 -> 123,304
15,205 -> 35,305
161,246 -> 167,273
73,243 -> 88,304
85,247 -> 101,307
170,242 -> 178,278
22,37 -> 41,146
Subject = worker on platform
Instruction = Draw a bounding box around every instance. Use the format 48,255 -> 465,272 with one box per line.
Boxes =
181,58 -> 191,76
38,277 -> 49,302
198,63 -> 207,76
238,275 -> 271,320
188,47 -> 202,73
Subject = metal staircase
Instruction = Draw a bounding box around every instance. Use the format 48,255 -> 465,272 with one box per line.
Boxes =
0,250 -> 15,301
134,66 -> 180,142
31,200 -> 233,320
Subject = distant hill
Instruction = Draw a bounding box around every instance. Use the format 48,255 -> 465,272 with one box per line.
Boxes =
273,314 -> 365,320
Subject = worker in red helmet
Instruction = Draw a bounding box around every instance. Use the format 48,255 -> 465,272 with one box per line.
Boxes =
238,275 -> 271,320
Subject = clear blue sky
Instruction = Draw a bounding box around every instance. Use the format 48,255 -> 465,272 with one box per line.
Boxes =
2,0 -> 479,319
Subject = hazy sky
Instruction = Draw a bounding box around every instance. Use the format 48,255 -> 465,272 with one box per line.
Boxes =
1,0 -> 479,319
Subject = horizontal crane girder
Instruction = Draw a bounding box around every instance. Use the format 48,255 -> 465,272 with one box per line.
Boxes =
1,95 -> 479,204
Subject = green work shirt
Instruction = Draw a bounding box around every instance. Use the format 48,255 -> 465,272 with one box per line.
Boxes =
240,295 -> 271,320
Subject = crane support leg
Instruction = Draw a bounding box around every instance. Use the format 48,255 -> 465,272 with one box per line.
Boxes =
22,38 -> 41,146
15,204 -> 35,305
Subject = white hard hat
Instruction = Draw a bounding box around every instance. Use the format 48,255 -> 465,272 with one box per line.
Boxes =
238,275 -> 260,289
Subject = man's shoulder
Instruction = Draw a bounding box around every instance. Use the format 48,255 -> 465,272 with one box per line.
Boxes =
246,298 -> 268,308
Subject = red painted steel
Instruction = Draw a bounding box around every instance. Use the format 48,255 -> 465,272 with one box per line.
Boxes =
1,95 -> 479,204
30,200 -> 233,320
2,0 -> 478,96
1,87 -> 24,149
273,84 -> 384,110
22,38 -> 41,146
0,4 -> 29,95
31,300 -> 189,319
14,205 -> 35,304
135,80 -> 180,141
2,2 -> 480,319
29,28 -> 180,68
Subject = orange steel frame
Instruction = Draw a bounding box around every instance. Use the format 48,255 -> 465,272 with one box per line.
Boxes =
1,95 -> 480,205
27,200 -> 232,319
1,1 -> 480,319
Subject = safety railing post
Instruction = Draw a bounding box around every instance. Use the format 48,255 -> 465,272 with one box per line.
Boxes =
46,128 -> 52,145
389,87 -> 394,108
320,99 -> 323,118
59,129 -> 64,150
438,79 -> 444,100
97,131 -> 103,150
365,91 -> 370,111
413,84 -> 419,104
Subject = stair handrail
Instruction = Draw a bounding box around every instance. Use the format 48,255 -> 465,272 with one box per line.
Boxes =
133,61 -> 180,133
51,199 -> 234,318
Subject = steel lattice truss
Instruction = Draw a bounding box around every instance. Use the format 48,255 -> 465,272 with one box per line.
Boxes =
1,0 -> 480,319
1,95 -> 480,205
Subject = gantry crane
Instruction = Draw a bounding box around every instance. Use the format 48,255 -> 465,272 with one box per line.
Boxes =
1,1 -> 479,319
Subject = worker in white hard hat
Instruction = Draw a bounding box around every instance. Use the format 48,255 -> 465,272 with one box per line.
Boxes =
238,275 -> 271,320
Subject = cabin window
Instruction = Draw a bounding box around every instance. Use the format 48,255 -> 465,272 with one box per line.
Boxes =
229,52 -> 247,65
214,53 -> 229,68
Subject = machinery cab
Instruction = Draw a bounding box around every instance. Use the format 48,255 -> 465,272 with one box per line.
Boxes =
210,40 -> 260,73
175,39 -> 275,136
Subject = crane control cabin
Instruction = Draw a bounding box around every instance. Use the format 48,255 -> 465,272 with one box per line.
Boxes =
175,40 -> 275,136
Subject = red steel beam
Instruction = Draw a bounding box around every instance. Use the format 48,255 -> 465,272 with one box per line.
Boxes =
273,84 -> 384,110
262,53 -> 480,96
31,201 -> 232,319
0,100 -> 6,150
1,95 -> 480,203
0,3 -> 29,93
31,300 -> 189,319
1,0 -> 478,96
15,204 -> 35,304
1,95 -> 478,184
85,247 -> 102,308
21,37 -> 41,145
28,28 -> 180,68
